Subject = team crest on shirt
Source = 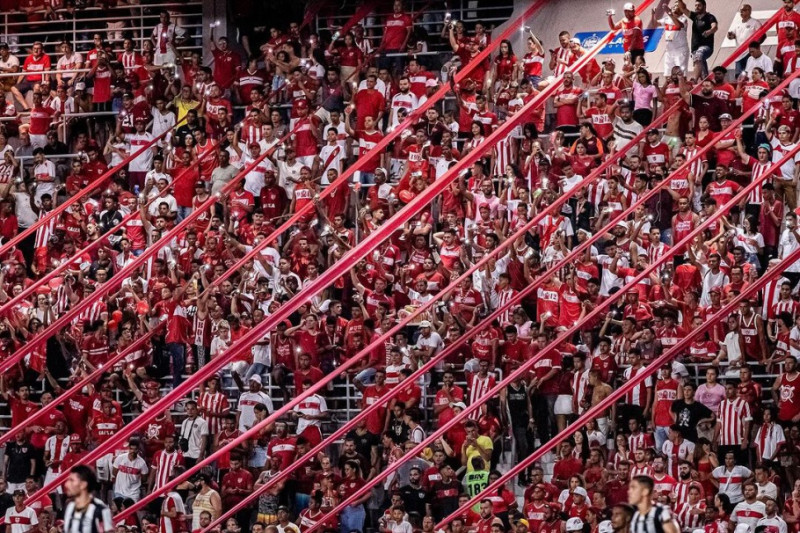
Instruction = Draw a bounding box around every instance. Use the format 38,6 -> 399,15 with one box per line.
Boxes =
782,384 -> 796,402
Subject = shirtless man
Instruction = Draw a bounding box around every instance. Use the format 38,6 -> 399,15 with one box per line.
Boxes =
588,369 -> 613,435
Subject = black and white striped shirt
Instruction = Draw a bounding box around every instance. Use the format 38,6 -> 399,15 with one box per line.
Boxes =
631,504 -> 675,533
64,499 -> 113,533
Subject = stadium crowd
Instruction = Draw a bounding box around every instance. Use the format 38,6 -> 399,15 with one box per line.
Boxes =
6,1 -> 800,533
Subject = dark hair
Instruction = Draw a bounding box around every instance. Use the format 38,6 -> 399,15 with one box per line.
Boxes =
632,475 -> 654,494
70,465 -> 99,493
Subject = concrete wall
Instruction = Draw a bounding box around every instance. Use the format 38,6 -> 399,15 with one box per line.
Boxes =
495,0 -> 782,79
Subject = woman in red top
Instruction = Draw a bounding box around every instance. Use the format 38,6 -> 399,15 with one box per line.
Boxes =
337,460 -> 369,533
737,67 -> 769,115
694,438 -> 718,500
522,34 -> 545,87
784,479 -> 800,532
329,33 -> 363,86
695,116 -> 715,149
492,39 -> 518,86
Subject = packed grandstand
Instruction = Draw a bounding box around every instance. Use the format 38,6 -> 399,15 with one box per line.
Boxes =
2,1 -> 800,533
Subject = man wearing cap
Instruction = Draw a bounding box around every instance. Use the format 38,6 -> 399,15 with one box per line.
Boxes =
765,115 -> 800,211
235,373 -> 274,433
608,3 -> 644,62
5,489 -> 37,533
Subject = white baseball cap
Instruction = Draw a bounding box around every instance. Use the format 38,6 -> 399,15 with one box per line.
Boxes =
598,522 -> 613,533
624,2 -> 635,10
573,487 -> 588,498
566,518 -> 584,532
249,374 -> 262,384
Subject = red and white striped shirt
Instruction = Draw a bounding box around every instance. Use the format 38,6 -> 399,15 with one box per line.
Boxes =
493,134 -> 514,177
552,46 -> 575,76
673,480 -> 700,506
468,374 -> 496,420
623,365 -> 653,406
717,397 -> 752,446
629,463 -> 654,478
748,160 -> 773,204
676,500 -> 706,532
572,369 -> 590,414
628,432 -> 654,453
772,298 -> 800,321
762,277 -> 789,320
680,147 -> 706,184
159,491 -> 186,533
648,243 -> 671,272
44,434 -> 70,473
662,439 -> 695,478
198,391 -> 229,435
34,209 -> 56,250
150,449 -> 184,491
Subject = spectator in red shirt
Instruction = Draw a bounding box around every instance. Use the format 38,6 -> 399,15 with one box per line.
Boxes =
11,41 -> 51,110
209,30 -> 242,90
379,0 -> 413,77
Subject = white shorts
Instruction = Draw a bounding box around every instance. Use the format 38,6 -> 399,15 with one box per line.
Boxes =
663,47 -> 690,76
554,395 -> 573,415
154,50 -> 176,66
7,482 -> 25,494
227,360 -> 249,378
790,78 -> 800,100
296,155 -> 315,169
30,133 -> 47,149
44,469 -> 63,494
249,445 -> 267,468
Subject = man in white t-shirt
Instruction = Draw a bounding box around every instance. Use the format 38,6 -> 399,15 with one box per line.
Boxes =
413,321 -> 444,374
146,176 -> 178,218
731,482 -> 766,530
242,142 -> 274,197
111,440 -> 149,501
179,401 -> 210,468
275,148 -> 304,198
292,380 -> 329,445
31,148 -> 56,205
5,490 -> 37,533
124,119 -> 156,190
236,374 -> 274,432
780,212 -> 800,284
389,77 -> 419,130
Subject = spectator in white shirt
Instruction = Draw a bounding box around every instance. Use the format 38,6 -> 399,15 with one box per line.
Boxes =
757,498 -> 789,533
754,464 -> 779,502
111,440 -> 149,501
743,41 -> 774,79
731,482 -> 766,530
179,401 -> 210,468
727,4 -> 764,74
